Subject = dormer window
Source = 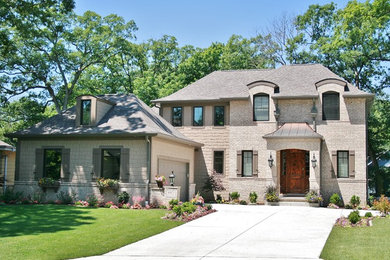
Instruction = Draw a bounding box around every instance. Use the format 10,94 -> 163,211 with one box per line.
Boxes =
253,94 -> 269,121
81,99 -> 91,125
322,92 -> 339,120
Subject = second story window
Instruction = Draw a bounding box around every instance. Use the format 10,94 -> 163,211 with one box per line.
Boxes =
322,92 -> 340,120
253,94 -> 269,121
172,107 -> 182,127
193,106 -> 203,126
81,99 -> 91,125
214,106 -> 224,126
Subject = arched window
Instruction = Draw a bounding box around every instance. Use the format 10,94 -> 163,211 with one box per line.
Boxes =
322,92 -> 340,120
253,94 -> 269,121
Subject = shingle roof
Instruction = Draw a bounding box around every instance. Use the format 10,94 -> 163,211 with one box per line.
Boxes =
8,95 -> 202,147
263,123 -> 323,139
0,140 -> 15,151
153,64 -> 372,103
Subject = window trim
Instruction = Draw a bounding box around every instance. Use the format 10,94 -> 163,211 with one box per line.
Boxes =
253,94 -> 270,121
171,106 -> 183,127
322,91 -> 340,120
337,150 -> 349,178
80,99 -> 92,125
43,148 -> 62,180
192,106 -> 204,126
101,148 -> 121,180
214,106 -> 225,126
242,150 -> 253,177
213,150 -> 224,174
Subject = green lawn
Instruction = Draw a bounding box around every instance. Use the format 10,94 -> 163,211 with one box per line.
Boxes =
0,205 -> 183,260
321,217 -> 390,260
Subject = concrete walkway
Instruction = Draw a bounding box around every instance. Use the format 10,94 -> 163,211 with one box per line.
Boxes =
82,205 -> 357,260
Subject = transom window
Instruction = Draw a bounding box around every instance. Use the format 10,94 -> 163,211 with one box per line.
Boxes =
242,151 -> 253,177
322,92 -> 340,120
213,151 -> 224,174
44,149 -> 62,180
172,107 -> 182,127
193,106 -> 203,126
102,149 -> 121,179
214,106 -> 225,126
337,151 -> 349,178
253,94 -> 269,121
81,99 -> 91,125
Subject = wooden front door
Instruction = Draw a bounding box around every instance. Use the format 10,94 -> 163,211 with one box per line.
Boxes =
280,149 -> 309,194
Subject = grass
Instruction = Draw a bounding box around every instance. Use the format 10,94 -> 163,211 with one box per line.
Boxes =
321,217 -> 390,260
0,205 -> 183,260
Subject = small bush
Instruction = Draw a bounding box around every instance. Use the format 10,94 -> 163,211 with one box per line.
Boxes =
169,199 -> 179,208
249,192 -> 258,203
216,194 -> 223,203
205,204 -> 213,210
239,200 -> 247,205
265,185 -> 279,202
229,192 -> 240,200
350,195 -> 361,209
368,195 -> 375,206
0,188 -> 24,204
173,201 -> 196,216
330,193 -> 343,206
56,191 -> 74,205
117,191 -> 130,204
105,201 -> 114,208
348,210 -> 361,224
31,191 -> 46,204
159,205 -> 167,209
364,212 -> 373,218
87,194 -> 98,207
345,204 -> 352,209
373,195 -> 390,216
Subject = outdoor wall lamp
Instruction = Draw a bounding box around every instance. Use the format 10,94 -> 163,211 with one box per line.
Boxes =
311,154 -> 317,168
268,154 -> 274,168
169,171 -> 175,186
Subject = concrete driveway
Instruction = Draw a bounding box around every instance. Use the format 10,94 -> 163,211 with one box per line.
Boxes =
83,204 -> 350,260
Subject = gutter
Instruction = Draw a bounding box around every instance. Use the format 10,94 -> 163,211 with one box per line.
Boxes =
145,136 -> 151,205
4,155 -> 7,192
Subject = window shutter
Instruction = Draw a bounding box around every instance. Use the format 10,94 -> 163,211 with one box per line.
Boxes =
331,151 -> 337,178
349,150 -> 355,178
120,148 -> 130,183
35,148 -> 44,181
92,148 -> 101,180
237,151 -> 242,177
61,149 -> 71,182
253,150 -> 258,177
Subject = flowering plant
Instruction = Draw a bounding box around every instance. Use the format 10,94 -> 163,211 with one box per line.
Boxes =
105,201 -> 115,208
96,178 -> 119,194
155,175 -> 166,182
131,195 -> 144,209
75,200 -> 89,207
190,193 -> 204,206
305,190 -> 323,203
121,203 -> 131,209
38,177 -> 60,186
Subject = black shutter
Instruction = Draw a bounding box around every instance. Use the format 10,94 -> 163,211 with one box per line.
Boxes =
92,148 -> 101,180
61,149 -> 71,182
35,148 -> 44,180
331,151 -> 337,178
349,150 -> 355,178
120,148 -> 130,183
237,151 -> 242,177
253,150 -> 258,177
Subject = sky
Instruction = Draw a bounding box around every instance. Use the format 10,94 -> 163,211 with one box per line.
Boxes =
74,0 -> 351,48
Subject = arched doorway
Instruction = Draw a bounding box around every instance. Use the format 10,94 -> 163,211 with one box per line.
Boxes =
280,149 -> 309,194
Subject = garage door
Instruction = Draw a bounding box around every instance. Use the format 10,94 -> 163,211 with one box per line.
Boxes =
158,159 -> 189,201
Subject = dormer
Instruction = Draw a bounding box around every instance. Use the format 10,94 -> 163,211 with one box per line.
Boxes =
76,95 -> 114,127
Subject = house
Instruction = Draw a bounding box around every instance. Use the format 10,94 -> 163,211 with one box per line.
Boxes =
152,64 -> 374,204
8,95 -> 201,202
0,140 -> 16,192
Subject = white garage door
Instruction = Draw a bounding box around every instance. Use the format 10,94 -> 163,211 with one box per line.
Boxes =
158,159 -> 189,201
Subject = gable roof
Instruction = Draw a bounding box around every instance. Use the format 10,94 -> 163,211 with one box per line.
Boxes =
8,94 -> 202,147
263,123 -> 323,139
0,140 -> 15,151
152,64 -> 373,103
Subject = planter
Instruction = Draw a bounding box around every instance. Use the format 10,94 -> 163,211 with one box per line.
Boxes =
308,202 -> 320,207
39,182 -> 60,193
266,201 -> 279,206
99,186 -> 118,195
156,180 -> 164,188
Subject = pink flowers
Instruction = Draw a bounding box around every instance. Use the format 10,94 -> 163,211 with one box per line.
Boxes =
75,200 -> 89,207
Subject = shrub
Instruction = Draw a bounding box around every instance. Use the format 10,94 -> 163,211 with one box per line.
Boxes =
265,185 -> 279,202
56,191 -> 75,205
229,192 -> 240,201
305,190 -> 323,203
117,191 -> 130,204
75,200 -> 89,207
345,204 -> 352,209
0,188 -> 24,204
169,199 -> 179,208
239,200 -> 247,205
105,201 -> 114,208
205,204 -> 213,210
330,193 -> 343,206
159,205 -> 167,209
121,203 -> 131,209
249,192 -> 258,203
350,195 -> 361,209
203,170 -> 225,192
173,202 -> 196,216
190,193 -> 204,206
368,195 -> 375,206
373,195 -> 390,216
216,194 -> 223,203
86,194 -> 98,207
348,210 -> 361,224
364,212 -> 373,218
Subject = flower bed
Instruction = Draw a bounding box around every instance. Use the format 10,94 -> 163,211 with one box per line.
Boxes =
335,216 -> 374,227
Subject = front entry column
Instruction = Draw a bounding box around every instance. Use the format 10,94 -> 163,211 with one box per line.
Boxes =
309,150 -> 320,194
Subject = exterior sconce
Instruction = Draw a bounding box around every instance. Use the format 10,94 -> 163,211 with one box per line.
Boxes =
169,171 -> 175,186
268,154 -> 274,168
311,154 -> 317,168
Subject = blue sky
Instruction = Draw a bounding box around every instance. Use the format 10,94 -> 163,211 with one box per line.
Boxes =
74,0 -> 351,48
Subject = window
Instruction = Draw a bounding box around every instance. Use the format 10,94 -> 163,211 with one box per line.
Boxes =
193,106 -> 203,126
214,106 -> 225,126
101,149 -> 121,179
337,151 -> 349,178
44,149 -> 62,180
172,107 -> 182,127
242,151 -> 253,177
213,151 -> 224,174
81,99 -> 91,125
253,94 -> 269,121
322,92 -> 340,120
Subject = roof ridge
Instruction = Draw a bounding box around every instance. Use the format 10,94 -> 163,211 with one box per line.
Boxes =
218,68 -> 274,72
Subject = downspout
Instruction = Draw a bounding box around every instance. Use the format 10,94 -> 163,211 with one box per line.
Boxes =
145,136 -> 151,204
4,155 -> 7,192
